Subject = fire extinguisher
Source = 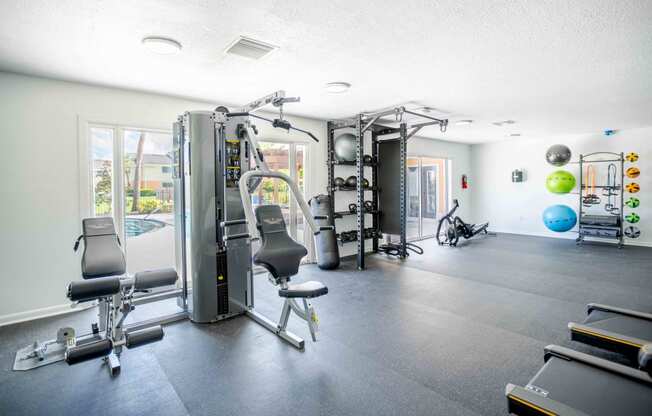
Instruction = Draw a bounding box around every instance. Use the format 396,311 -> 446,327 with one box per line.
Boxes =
462,174 -> 468,189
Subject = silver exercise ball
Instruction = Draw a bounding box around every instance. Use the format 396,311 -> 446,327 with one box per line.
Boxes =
545,144 -> 572,167
334,133 -> 356,162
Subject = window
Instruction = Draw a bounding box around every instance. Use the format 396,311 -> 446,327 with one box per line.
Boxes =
85,124 -> 176,274
90,128 -> 114,216
250,140 -> 310,272
252,141 -> 308,244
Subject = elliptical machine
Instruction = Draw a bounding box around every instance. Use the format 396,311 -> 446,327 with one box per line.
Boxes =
436,199 -> 489,246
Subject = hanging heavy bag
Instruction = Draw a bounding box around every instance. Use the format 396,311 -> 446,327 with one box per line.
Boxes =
309,194 -> 340,270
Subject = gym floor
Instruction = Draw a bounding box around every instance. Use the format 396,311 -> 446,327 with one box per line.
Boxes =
1,233 -> 651,416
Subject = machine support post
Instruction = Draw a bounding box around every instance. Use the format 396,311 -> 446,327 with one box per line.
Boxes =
399,122 -> 407,258
356,114 -> 365,269
327,122 -> 335,216
372,131 -> 379,253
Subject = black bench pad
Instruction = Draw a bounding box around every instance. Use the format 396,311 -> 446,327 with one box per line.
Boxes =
279,281 -> 328,298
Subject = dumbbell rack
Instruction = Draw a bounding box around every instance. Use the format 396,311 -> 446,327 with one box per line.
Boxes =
575,152 -> 625,248
327,118 -> 382,270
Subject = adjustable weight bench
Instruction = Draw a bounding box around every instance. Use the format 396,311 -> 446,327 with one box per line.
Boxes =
253,205 -> 328,343
14,217 -> 178,376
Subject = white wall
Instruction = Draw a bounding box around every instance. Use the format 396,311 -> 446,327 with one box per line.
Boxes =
0,71 -> 327,323
471,128 -> 652,246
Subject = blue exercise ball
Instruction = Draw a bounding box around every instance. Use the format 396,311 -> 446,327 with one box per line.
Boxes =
542,205 -> 577,232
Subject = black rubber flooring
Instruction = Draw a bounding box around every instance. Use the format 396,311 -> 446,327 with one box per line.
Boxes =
1,233 -> 651,415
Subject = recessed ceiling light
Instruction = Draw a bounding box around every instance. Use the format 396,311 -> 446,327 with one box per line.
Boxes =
142,36 -> 182,55
325,82 -> 351,94
509,133 -> 522,137
455,120 -> 473,126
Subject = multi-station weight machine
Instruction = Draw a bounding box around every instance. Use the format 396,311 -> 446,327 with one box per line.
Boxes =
13,91 -> 327,377
173,91 -> 328,349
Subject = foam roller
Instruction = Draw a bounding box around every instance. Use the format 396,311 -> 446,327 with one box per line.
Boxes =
134,268 -> 178,290
65,339 -> 113,365
67,277 -> 121,302
125,325 -> 164,349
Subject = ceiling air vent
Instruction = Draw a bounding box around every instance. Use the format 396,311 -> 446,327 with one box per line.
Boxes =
225,36 -> 277,60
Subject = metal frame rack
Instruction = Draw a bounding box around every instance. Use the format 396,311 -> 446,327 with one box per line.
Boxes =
327,108 -> 448,269
575,152 -> 625,248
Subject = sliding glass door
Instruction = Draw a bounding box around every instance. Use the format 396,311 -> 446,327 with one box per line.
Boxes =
406,156 -> 449,240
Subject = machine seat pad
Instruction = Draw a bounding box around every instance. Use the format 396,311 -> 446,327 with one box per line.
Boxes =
253,205 -> 307,278
279,281 -> 328,298
81,217 -> 126,279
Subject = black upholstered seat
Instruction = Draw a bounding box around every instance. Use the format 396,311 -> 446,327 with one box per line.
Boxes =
253,205 -> 307,278
253,205 -> 328,299
80,217 -> 126,279
279,281 -> 328,298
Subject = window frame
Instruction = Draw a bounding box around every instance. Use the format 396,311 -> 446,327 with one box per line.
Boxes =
78,116 -> 172,243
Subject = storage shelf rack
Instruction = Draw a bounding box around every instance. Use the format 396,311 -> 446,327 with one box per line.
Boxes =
575,152 -> 625,248
327,108 -> 448,269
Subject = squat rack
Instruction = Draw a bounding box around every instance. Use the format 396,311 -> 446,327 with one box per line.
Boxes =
327,107 -> 448,269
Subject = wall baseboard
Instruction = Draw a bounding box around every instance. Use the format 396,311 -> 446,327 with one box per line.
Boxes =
0,303 -> 93,328
491,228 -> 652,247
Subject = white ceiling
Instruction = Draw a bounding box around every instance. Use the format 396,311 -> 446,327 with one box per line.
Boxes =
0,0 -> 651,143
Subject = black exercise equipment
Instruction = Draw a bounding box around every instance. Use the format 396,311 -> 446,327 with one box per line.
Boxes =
361,178 -> 369,188
345,175 -> 357,188
348,203 -> 357,213
334,177 -> 345,187
252,203 -> 328,341
436,199 -> 489,246
506,345 -> 652,415
569,303 -> 652,366
363,154 -> 373,164
378,241 -> 424,257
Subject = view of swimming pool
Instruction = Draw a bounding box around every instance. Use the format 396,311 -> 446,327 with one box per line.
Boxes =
125,217 -> 167,237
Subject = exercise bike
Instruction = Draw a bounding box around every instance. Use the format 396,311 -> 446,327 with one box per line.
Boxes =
436,199 -> 489,246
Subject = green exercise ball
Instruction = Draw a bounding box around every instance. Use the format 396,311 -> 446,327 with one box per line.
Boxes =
546,170 -> 576,194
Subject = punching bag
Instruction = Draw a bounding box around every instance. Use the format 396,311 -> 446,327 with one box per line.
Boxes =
309,194 -> 340,270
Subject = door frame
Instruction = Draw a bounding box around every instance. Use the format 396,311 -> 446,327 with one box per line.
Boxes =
405,154 -> 451,241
